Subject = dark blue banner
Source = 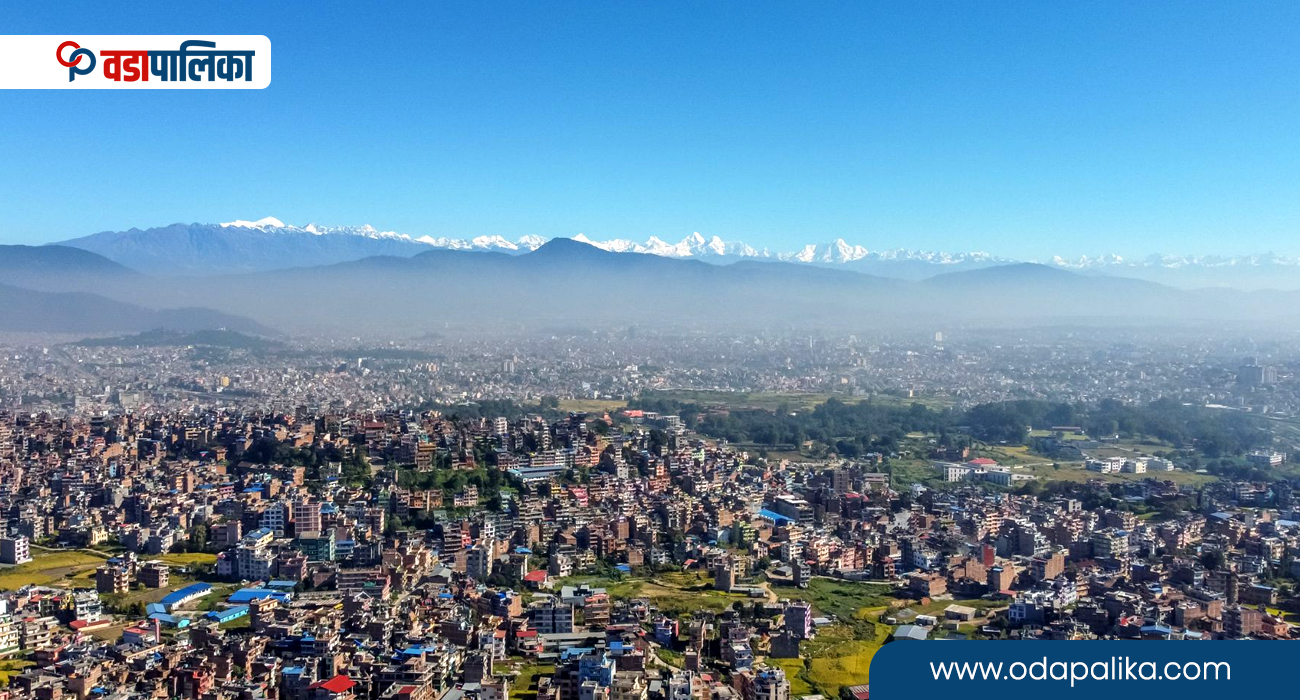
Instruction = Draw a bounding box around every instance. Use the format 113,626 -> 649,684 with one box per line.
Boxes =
870,641 -> 1281,699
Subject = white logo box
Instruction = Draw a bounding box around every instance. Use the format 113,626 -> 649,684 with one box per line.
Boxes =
0,35 -> 271,89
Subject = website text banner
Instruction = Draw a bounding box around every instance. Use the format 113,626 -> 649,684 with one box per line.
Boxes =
870,640 -> 1277,699
0,35 -> 271,89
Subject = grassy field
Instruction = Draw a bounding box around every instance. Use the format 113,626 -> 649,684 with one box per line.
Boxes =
801,623 -> 888,696
554,574 -> 646,599
0,548 -> 109,589
102,573 -> 228,609
768,657 -> 815,696
644,390 -> 852,411
220,615 -> 251,630
558,570 -> 753,615
193,584 -> 239,611
1029,429 -> 1090,441
153,552 -> 217,567
902,597 -> 1005,617
0,659 -> 34,686
509,663 -> 556,700
557,399 -> 627,414
644,389 -> 951,413
1265,607 -> 1300,624
974,444 -> 1047,466
655,648 -> 684,668
770,578 -> 894,625
765,578 -> 893,696
83,622 -> 130,642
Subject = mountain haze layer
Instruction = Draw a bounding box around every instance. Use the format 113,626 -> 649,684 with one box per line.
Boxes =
0,238 -> 1289,337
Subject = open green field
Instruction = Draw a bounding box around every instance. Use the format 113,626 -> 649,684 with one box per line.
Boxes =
801,622 -> 888,696
220,615 -> 251,630
559,570 -> 752,616
1265,607 -> 1300,624
645,389 -> 951,412
509,663 -> 556,700
972,444 -> 1047,466
557,399 -> 627,414
0,548 -> 109,589
1029,429 -> 1090,441
901,597 -> 1005,618
645,390 -> 854,411
102,573 -> 226,609
0,659 -> 34,685
770,578 -> 894,624
655,648 -> 684,668
193,584 -> 239,611
153,552 -> 217,568
554,574 -> 645,599
768,657 -> 815,696
766,579 -> 894,696
83,622 -> 130,642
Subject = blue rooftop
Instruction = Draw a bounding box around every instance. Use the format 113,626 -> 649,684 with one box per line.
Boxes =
758,509 -> 792,524
160,582 -> 213,607
228,588 -> 291,604
206,605 -> 249,622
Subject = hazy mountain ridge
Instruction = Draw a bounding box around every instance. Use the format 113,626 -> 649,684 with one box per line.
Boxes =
68,240 -> 1300,333
71,328 -> 282,350
14,235 -> 1300,336
0,244 -> 139,292
0,283 -> 271,335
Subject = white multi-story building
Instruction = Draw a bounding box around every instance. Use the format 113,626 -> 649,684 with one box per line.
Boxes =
259,503 -> 287,536
0,536 -> 31,565
0,615 -> 18,654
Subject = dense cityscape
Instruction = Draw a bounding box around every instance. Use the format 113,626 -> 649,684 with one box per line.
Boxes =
0,326 -> 1297,700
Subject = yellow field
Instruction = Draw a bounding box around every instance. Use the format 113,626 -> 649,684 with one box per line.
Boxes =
808,642 -> 877,691
801,624 -> 887,696
0,659 -> 34,685
0,549 -> 108,589
154,552 -> 217,567
768,658 -> 815,695
83,623 -> 129,642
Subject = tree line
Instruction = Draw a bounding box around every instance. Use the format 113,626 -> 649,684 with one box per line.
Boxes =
630,395 -> 1273,459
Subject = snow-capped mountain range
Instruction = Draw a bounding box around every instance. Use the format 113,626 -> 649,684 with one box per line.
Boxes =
215,217 -> 1012,267
54,216 -> 1300,288
220,216 -> 548,253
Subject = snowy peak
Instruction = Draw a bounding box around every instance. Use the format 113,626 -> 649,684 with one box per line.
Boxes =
784,239 -> 871,264
217,217 -> 545,251
221,216 -> 286,229
516,235 -> 547,251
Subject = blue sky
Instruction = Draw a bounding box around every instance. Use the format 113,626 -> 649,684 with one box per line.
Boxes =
2,1 -> 1299,257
